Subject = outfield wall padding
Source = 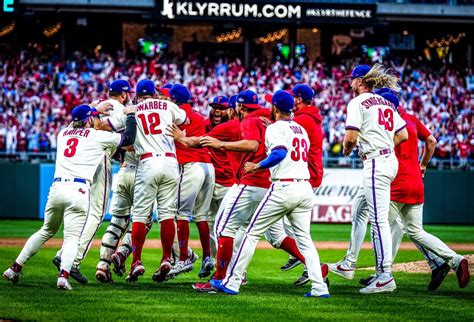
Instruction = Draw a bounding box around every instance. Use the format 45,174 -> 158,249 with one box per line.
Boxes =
0,164 -> 472,224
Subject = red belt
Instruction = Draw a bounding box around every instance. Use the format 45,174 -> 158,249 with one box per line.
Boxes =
140,152 -> 176,160
278,178 -> 309,182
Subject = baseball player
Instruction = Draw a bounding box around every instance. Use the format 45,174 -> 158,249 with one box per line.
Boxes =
343,64 -> 408,294
213,90 -> 329,297
194,90 -> 308,292
330,90 -> 471,291
52,79 -> 134,284
127,80 -> 188,283
3,103 -> 137,290
166,85 -> 216,279
270,84 -> 326,286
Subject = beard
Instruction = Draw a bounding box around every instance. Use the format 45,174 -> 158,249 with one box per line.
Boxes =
210,109 -> 229,126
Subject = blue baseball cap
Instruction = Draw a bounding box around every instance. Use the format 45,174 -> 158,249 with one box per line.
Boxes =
169,84 -> 191,104
290,84 -> 314,101
381,93 -> 400,109
162,83 -> 172,89
349,65 -> 371,79
136,79 -> 156,96
271,90 -> 294,113
71,104 -> 92,122
375,87 -> 399,96
109,79 -> 133,94
209,95 -> 229,108
237,90 -> 261,109
228,95 -> 238,109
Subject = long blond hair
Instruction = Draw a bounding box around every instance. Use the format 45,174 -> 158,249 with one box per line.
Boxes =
362,64 -> 401,92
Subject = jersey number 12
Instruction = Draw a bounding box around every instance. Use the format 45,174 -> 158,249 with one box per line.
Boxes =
138,113 -> 162,135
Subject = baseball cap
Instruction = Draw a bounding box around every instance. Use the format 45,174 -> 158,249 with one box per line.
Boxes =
228,95 -> 238,109
290,84 -> 314,101
169,84 -> 191,104
209,96 -> 229,108
237,90 -> 261,109
375,87 -> 399,96
71,104 -> 93,122
348,64 -> 371,79
109,79 -> 133,94
381,93 -> 400,109
270,90 -> 294,113
136,79 -> 156,96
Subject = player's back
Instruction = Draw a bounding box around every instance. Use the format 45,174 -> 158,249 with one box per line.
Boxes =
55,127 -> 121,183
266,120 -> 310,181
134,98 -> 186,156
346,92 -> 405,156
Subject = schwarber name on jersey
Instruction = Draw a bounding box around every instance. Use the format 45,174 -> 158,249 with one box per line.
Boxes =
133,98 -> 186,156
55,127 -> 122,182
265,120 -> 310,181
345,92 -> 406,155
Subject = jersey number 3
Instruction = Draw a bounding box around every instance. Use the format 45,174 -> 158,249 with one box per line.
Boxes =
64,138 -> 79,158
291,138 -> 309,162
378,108 -> 394,131
138,113 -> 162,135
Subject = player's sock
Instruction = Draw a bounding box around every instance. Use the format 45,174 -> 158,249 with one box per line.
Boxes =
160,219 -> 176,261
279,237 -> 306,264
131,222 -> 147,263
177,220 -> 190,261
59,269 -> 69,278
11,261 -> 23,273
214,236 -> 234,280
196,221 -> 211,258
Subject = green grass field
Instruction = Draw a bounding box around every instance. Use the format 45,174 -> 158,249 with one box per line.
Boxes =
0,220 -> 473,321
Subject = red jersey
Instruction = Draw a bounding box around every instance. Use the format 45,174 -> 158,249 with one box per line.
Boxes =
390,107 -> 431,204
207,119 -> 241,186
293,105 -> 324,188
237,109 -> 271,189
176,104 -> 211,164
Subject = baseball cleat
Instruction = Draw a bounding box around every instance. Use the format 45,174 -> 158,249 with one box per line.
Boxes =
70,266 -> 88,284
57,277 -> 73,290
294,270 -> 310,287
52,256 -> 61,271
428,263 -> 450,291
209,278 -> 223,290
456,258 -> 470,288
198,256 -> 215,278
152,260 -> 172,283
304,290 -> 330,298
241,271 -> 247,286
3,267 -> 21,284
111,252 -> 127,277
281,258 -> 302,271
192,281 -> 218,293
126,260 -> 145,283
189,251 -> 199,264
212,281 -> 238,295
359,275 -> 376,287
169,259 -> 194,277
328,260 -> 355,280
359,275 -> 396,294
95,268 -> 113,283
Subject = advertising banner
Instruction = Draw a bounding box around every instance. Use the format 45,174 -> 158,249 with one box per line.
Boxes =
311,168 -> 362,223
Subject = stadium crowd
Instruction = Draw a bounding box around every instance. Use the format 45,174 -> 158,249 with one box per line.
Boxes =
0,51 -> 472,165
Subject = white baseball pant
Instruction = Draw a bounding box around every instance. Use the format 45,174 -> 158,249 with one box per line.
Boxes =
362,154 -> 398,275
17,181 -> 90,274
223,181 -> 328,295
344,189 -> 445,270
176,162 -> 215,222
389,202 -> 463,269
208,183 -> 232,257
214,184 -> 286,247
132,156 -> 179,224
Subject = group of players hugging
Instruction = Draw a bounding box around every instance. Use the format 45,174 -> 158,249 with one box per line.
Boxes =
3,63 -> 470,297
